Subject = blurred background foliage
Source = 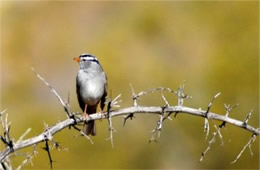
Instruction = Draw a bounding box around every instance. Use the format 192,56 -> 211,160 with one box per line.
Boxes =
0,1 -> 259,169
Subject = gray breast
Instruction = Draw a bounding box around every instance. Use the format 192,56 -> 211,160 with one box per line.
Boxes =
77,70 -> 106,106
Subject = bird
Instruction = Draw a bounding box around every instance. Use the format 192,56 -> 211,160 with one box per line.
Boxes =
74,53 -> 107,136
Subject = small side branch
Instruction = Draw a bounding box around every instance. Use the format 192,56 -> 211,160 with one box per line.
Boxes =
130,84 -> 138,107
200,102 -> 238,162
123,113 -> 135,126
161,93 -> 173,121
134,87 -> 176,101
43,140 -> 53,169
203,92 -> 221,140
149,107 -> 165,143
126,85 -> 177,125
243,109 -> 253,127
16,144 -> 38,170
16,128 -> 31,144
31,68 -> 72,118
204,118 -> 210,140
231,134 -> 257,164
106,94 -> 121,148
205,92 -> 221,118
71,125 -> 94,144
176,83 -> 192,106
0,112 -> 14,150
123,84 -> 138,126
200,121 -> 223,162
219,104 -> 239,128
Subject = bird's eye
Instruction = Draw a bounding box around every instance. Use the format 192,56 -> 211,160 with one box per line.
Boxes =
82,59 -> 86,61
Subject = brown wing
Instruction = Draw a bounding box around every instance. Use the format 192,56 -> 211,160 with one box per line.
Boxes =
100,83 -> 107,110
76,76 -> 86,112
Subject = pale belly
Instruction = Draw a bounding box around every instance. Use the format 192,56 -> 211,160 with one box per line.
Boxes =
79,79 -> 104,106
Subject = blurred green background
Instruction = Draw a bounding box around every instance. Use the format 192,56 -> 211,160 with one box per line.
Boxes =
1,1 -> 259,169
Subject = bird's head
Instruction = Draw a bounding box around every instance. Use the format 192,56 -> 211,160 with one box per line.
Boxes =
74,53 -> 100,69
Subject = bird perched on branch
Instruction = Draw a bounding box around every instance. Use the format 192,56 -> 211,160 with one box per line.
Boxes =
74,53 -> 107,136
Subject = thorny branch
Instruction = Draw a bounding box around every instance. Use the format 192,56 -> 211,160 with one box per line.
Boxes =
200,103 -> 239,162
230,133 -> 257,164
176,83 -> 192,106
203,92 -> 221,140
243,109 -> 253,127
71,124 -> 94,144
149,109 -> 165,143
16,145 -> 38,170
31,67 -> 72,118
106,94 -> 121,148
43,140 -> 53,169
200,120 -> 224,162
219,104 -> 239,128
0,70 -> 259,168
149,93 -> 171,143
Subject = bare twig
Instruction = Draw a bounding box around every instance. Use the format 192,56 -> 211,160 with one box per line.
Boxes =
135,87 -> 176,100
161,93 -> 170,107
0,105 -> 259,163
200,105 -> 237,163
123,84 -> 138,126
43,140 -> 53,169
203,92 -> 221,140
243,109 -> 253,127
123,113 -> 135,126
212,121 -> 223,146
106,94 -> 121,147
105,96 -> 113,148
71,125 -> 93,144
31,68 -> 71,118
200,120 -> 223,162
0,72 -> 258,166
16,144 -> 38,170
176,83 -> 191,106
0,113 -> 14,150
130,84 -> 138,107
231,134 -> 257,164
200,101 -> 239,164
202,103 -> 238,160
163,112 -> 173,121
204,118 -> 210,140
125,85 -> 176,125
16,128 -> 31,144
219,104 -> 239,128
205,92 -> 221,118
148,90 -> 174,143
110,94 -> 122,108
4,114 -> 11,143
161,93 -> 173,121
0,109 -> 7,117
107,115 -> 114,148
32,68 -> 95,144
149,107 -> 165,143
1,157 -> 12,170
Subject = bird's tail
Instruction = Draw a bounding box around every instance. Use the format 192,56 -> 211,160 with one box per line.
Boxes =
83,105 -> 97,136
83,121 -> 96,136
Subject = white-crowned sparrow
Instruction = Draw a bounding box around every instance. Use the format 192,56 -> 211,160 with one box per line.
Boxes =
74,53 -> 107,136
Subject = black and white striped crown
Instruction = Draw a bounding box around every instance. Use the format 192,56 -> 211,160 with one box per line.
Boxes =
79,53 -> 99,64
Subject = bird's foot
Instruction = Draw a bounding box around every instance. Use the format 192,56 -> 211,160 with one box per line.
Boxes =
98,105 -> 104,115
83,112 -> 90,121
83,104 -> 90,121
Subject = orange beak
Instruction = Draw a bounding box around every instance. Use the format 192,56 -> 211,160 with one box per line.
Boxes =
73,57 -> 80,63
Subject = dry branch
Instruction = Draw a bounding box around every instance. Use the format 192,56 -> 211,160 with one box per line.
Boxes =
230,134 -> 257,164
0,105 -> 258,163
0,70 -> 259,168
